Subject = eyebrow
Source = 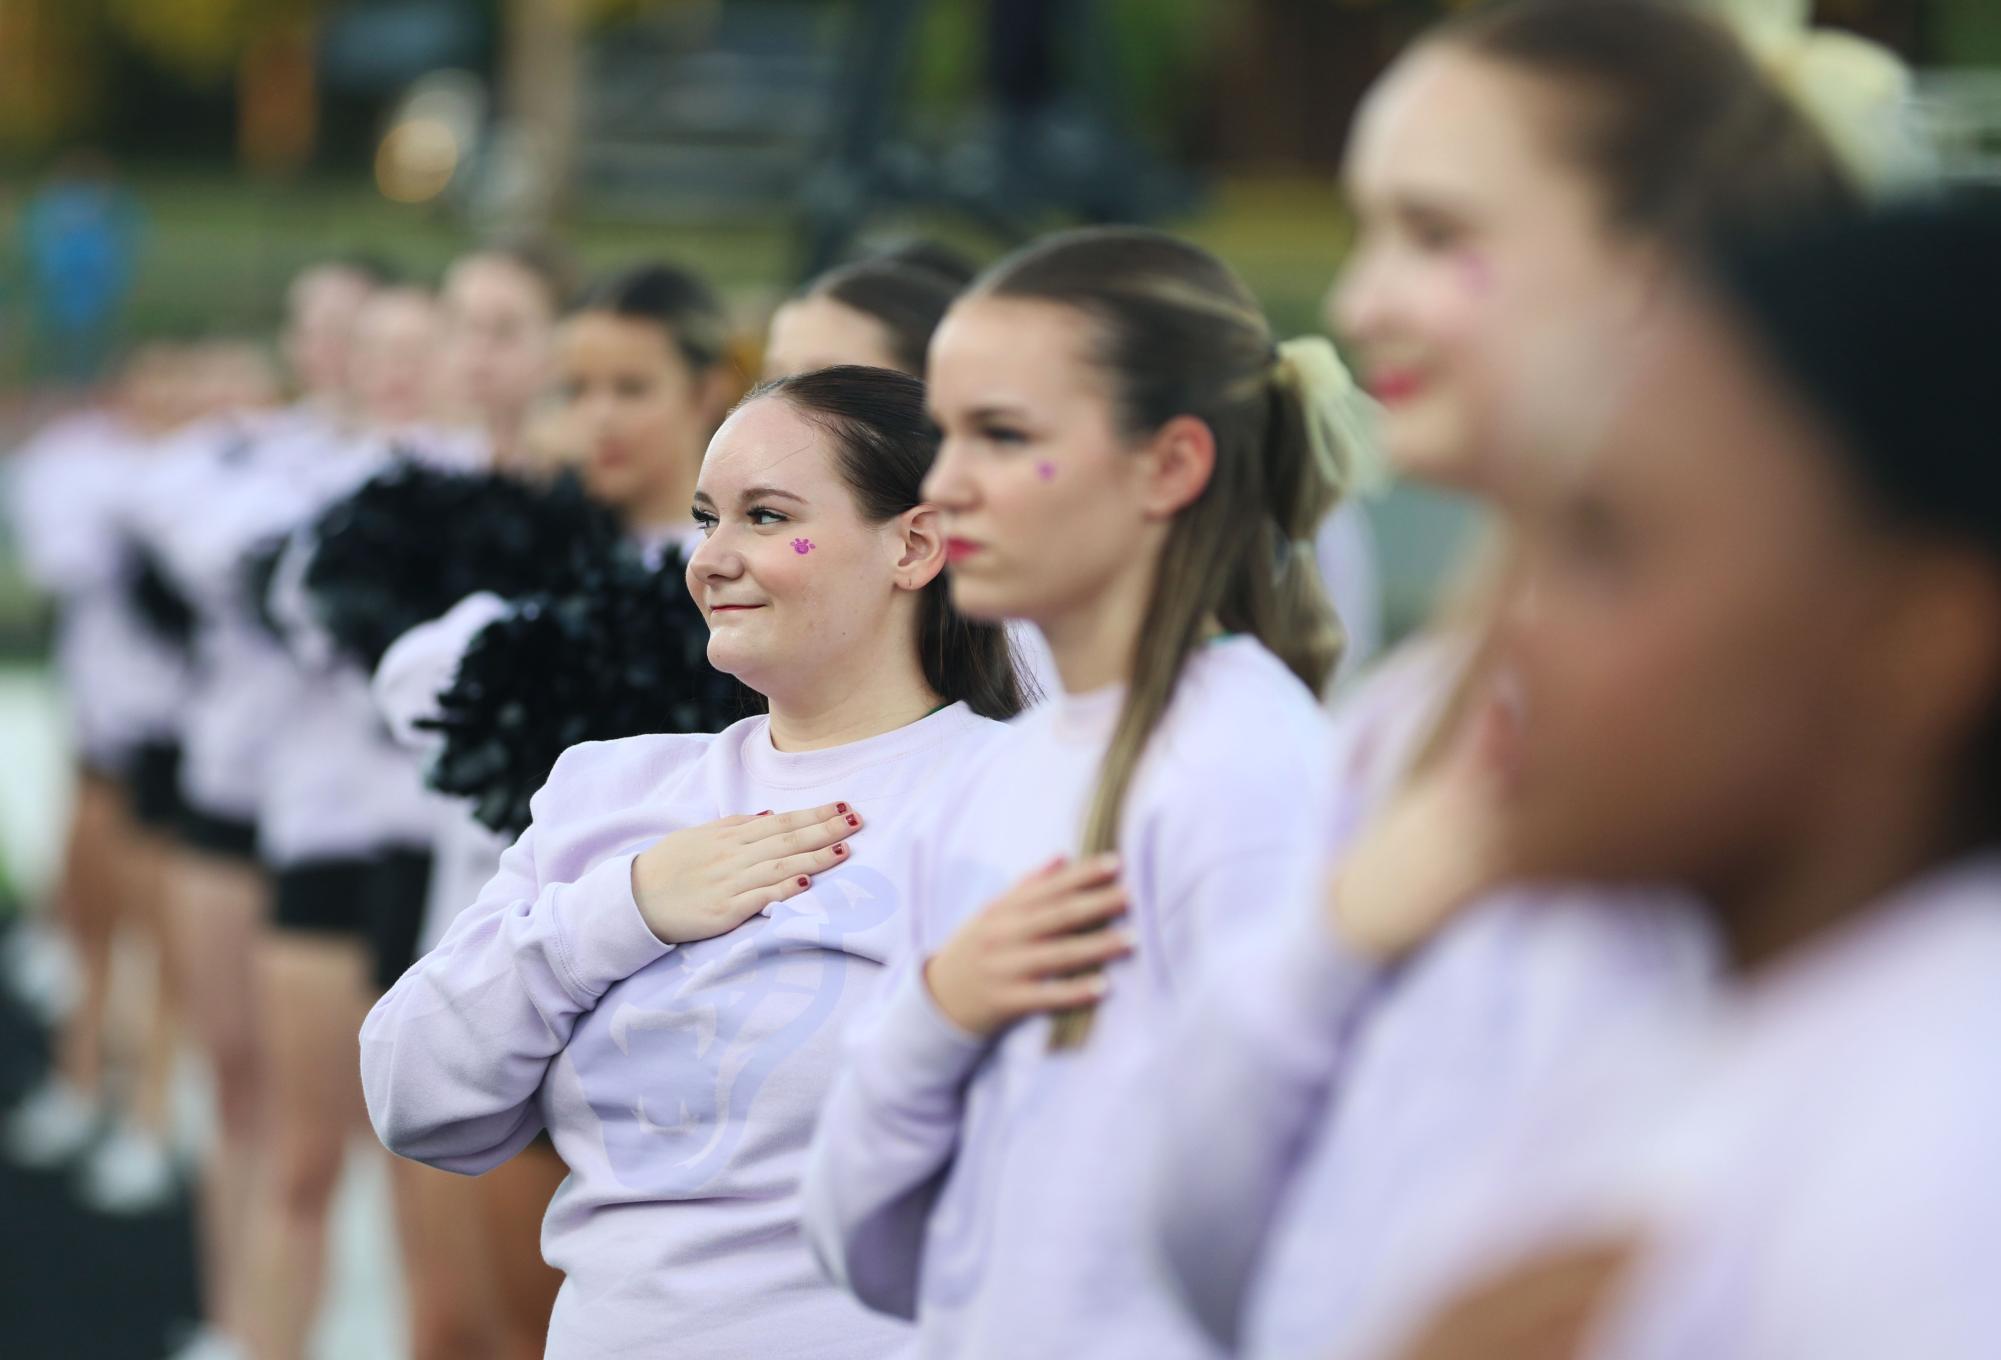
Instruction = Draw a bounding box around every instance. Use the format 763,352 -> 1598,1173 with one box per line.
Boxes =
691,484 -> 809,510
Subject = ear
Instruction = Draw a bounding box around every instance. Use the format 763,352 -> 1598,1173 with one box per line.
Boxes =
892,503 -> 948,593
1868,547 -> 2001,764
1135,413 -> 1217,521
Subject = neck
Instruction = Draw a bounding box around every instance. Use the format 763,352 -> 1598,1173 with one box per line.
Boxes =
485,406 -> 531,474
622,457 -> 700,540
764,629 -> 943,753
1707,759 -> 1966,975
1037,551 -> 1161,695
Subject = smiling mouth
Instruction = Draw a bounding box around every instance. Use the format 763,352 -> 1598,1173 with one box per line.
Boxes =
708,604 -> 764,614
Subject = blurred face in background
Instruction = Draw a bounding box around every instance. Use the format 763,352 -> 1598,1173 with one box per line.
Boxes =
924,295 -> 1169,631
190,340 -> 281,421
283,264 -> 377,401
557,310 -> 724,518
762,293 -> 901,379
347,288 -> 445,431
443,253 -> 558,426
1489,289 -> 1993,908
1333,43 -> 1656,491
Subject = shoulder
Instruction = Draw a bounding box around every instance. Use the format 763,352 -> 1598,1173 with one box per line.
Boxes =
1153,637 -> 1338,786
537,727 -> 729,813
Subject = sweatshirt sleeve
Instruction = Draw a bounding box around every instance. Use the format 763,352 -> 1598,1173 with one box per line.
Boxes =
372,591 -> 512,751
801,964 -> 990,1318
359,750 -> 675,1173
1148,893 -> 1381,1348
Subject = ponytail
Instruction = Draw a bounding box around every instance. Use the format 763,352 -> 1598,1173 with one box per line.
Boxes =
979,227 -> 1381,1047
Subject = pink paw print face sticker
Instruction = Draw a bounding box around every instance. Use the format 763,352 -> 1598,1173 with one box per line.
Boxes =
790,538 -> 815,555
1035,460 -> 1057,482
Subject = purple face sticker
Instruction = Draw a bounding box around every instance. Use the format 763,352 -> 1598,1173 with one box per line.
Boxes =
1034,461 -> 1057,482
791,538 -> 814,555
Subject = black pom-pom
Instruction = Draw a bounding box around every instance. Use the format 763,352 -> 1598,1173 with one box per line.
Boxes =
239,535 -> 291,642
124,542 -> 196,651
301,461 -> 624,671
420,544 -> 752,837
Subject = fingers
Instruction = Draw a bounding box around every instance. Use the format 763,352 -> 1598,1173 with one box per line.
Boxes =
741,801 -> 857,844
1024,881 -> 1128,936
766,840 -> 850,885
723,869 -> 818,929
1013,923 -> 1134,977
1008,853 -> 1119,910
1015,972 -> 1110,1013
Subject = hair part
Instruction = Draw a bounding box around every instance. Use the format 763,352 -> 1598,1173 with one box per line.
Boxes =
750,364 -> 1029,722
977,225 -> 1363,1044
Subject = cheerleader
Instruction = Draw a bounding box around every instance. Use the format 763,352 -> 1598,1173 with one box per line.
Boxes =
1333,192 -> 2001,1360
362,364 -> 1025,1359
118,261 -> 385,1360
3,345 -> 215,1202
761,247 -> 974,379
1145,3 -> 1913,1352
800,227 -> 1373,1358
363,257 -> 737,1356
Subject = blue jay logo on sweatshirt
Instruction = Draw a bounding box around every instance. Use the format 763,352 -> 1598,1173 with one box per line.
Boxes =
566,863 -> 902,1197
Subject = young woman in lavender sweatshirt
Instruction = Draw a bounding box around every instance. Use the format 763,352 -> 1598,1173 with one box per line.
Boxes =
1142,5 -> 1917,1354
1336,195 -> 2001,1360
800,227 -> 1375,1359
362,364 -> 1026,1359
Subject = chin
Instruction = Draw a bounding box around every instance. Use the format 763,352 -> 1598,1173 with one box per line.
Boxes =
1383,411 -> 1479,490
945,571 -> 1031,625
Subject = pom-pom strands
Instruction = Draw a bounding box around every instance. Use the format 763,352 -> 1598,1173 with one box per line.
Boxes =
301,461 -> 624,671
420,546 -> 751,838
125,542 -> 197,651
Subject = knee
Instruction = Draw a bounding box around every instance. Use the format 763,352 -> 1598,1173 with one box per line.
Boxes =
267,1129 -> 344,1220
406,1302 -> 496,1360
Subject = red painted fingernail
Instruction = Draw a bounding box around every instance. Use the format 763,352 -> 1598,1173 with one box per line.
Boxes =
836,802 -> 849,815
833,844 -> 846,856
797,876 -> 810,888
845,814 -> 859,828
757,810 -> 772,816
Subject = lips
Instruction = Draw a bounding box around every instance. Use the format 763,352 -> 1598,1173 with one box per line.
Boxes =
945,538 -> 982,563
1367,368 -> 1428,405
707,603 -> 763,615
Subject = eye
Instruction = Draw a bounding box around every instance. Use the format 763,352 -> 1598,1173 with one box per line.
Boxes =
747,506 -> 789,527
691,508 -> 718,536
614,374 -> 653,399
980,422 -> 1028,446
1401,203 -> 1466,254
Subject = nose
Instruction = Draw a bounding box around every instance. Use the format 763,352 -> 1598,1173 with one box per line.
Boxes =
684,524 -> 743,598
1329,240 -> 1389,345
921,435 -> 978,512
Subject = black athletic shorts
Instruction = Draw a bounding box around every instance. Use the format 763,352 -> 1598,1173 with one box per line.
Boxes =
176,801 -> 260,863
272,849 -> 434,995
126,741 -> 184,833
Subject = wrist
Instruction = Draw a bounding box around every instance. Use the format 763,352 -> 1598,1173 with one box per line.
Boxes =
922,956 -> 993,1037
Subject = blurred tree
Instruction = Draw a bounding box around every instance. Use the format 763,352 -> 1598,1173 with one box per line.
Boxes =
0,0 -> 105,155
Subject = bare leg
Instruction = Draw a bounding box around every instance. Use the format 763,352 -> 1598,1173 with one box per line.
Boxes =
390,1153 -> 503,1360
52,773 -> 125,1102
239,931 -> 372,1360
163,849 -> 267,1340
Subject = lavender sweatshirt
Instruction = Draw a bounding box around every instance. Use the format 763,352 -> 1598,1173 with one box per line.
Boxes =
802,637 -> 1337,1360
1149,635 -> 1714,1356
362,703 -> 1008,1359
1327,857 -> 2001,1360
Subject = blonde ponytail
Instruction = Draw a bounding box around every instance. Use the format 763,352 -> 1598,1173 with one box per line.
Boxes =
1699,0 -> 1925,195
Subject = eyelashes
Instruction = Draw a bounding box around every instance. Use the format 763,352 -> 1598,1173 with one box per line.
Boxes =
688,506 -> 790,535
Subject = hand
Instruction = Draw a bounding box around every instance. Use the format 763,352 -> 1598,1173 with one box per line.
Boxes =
923,854 -> 1133,1038
1328,674 -> 1519,961
631,801 -> 861,946
1391,1237 -> 1637,1360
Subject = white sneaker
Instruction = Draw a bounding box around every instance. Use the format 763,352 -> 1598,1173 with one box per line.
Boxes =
162,1325 -> 248,1360
2,923 -> 79,1024
4,1077 -> 98,1168
79,1123 -> 178,1214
